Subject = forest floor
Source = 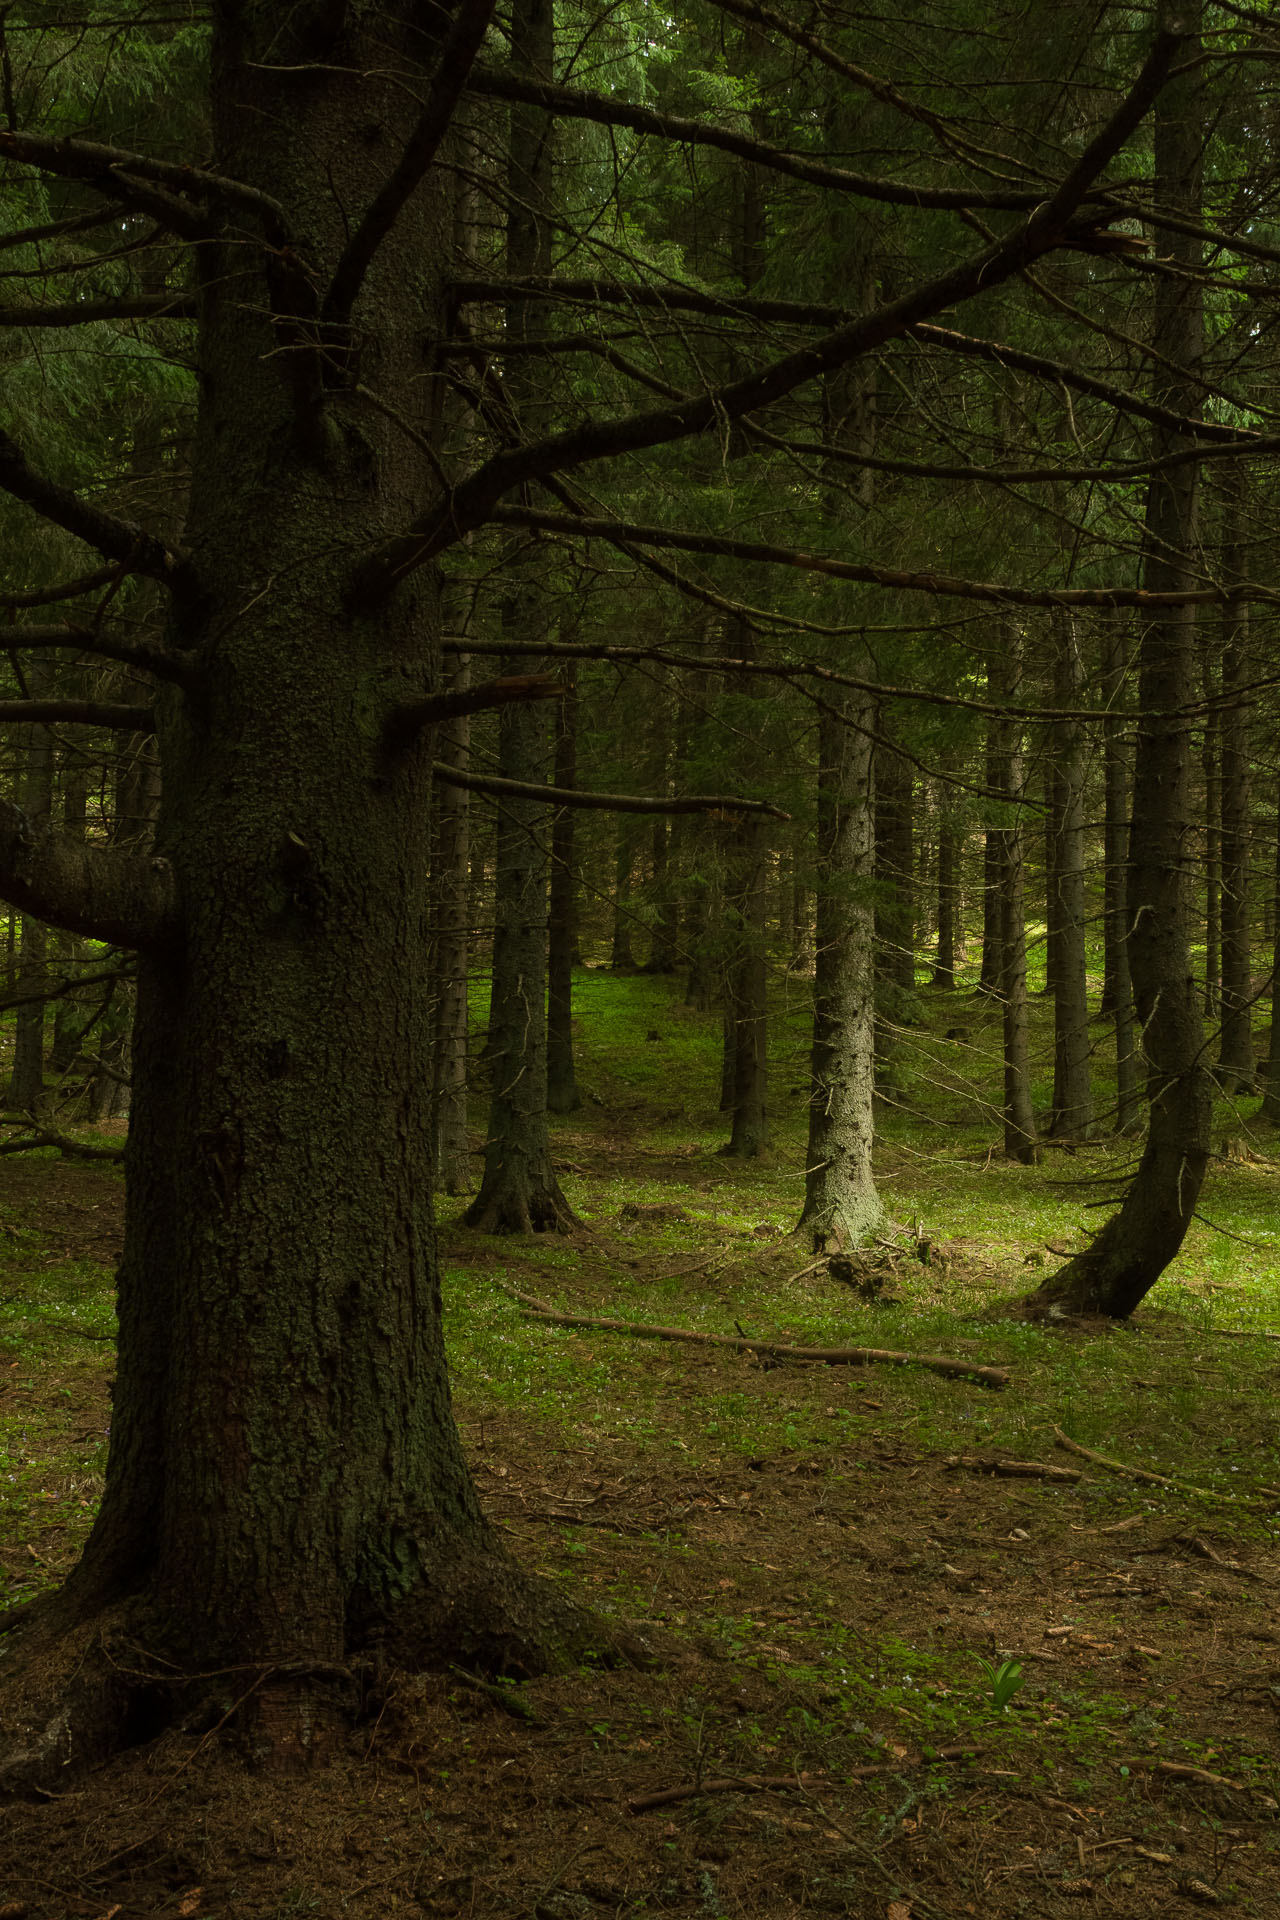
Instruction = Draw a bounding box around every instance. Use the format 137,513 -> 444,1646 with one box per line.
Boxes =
3,972 -> 1280,1918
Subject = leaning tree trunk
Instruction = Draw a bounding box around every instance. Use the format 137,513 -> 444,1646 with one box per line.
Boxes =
1027,4 -> 1210,1316
798,699 -> 882,1249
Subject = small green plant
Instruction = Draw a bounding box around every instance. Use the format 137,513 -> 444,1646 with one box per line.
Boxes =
974,1656 -> 1025,1710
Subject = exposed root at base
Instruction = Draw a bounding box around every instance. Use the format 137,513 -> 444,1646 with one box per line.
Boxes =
0,1552 -> 658,1790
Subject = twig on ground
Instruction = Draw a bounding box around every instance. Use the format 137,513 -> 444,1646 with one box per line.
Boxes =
505,1287 -> 1009,1387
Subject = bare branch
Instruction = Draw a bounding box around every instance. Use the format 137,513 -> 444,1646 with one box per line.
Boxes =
466,63 -> 1096,213
433,764 -> 789,820
0,698 -> 156,729
911,322 -> 1252,446
0,292 -> 194,328
0,567 -> 122,609
0,203 -> 130,254
0,430 -> 197,602
454,278 -> 1249,448
0,1119 -> 124,1162
384,672 -> 561,746
359,31 -> 1184,594
485,504 -> 1239,610
323,0 -> 500,328
0,798 -> 177,951
0,963 -> 131,1012
0,127 -> 286,235
0,621 -> 194,684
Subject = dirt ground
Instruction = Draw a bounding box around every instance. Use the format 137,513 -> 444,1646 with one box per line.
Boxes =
2,1152 -> 1280,1919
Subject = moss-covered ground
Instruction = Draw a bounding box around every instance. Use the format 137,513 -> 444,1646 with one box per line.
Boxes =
3,966 -> 1280,1917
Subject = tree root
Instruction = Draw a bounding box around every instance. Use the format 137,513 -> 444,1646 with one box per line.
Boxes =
0,1540 -> 656,1788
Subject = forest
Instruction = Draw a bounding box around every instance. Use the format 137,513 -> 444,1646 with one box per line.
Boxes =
3,0 -> 1280,1915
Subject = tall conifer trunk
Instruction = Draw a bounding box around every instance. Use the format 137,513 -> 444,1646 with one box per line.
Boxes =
1028,0 -> 1210,1316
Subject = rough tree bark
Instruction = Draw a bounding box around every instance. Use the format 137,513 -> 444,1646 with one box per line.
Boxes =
798,699 -> 882,1249
0,3 -> 595,1780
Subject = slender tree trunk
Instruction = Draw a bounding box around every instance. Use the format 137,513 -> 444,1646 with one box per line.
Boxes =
431,658 -> 474,1193
464,0 -> 576,1232
1101,627 -> 1141,1131
648,816 -> 679,972
1047,613 -> 1092,1136
932,814 -> 958,990
798,700 -> 881,1248
547,665 -> 582,1114
1262,778 -> 1280,1125
7,659 -> 54,1112
874,734 -> 913,1088
979,723 -> 1002,996
1217,473 -> 1254,1091
1028,3 -> 1210,1315
609,824 -> 638,972
724,812 -> 769,1156
991,638 -> 1037,1163
1201,642 -> 1220,1019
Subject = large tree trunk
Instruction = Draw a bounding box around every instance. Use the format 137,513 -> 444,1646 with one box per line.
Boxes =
1027,2 -> 1210,1316
5,5 -> 591,1778
798,700 -> 881,1249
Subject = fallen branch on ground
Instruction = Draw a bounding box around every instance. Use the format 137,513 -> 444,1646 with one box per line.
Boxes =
506,1288 -> 1008,1387
1052,1428 -> 1269,1503
628,1745 -> 982,1813
0,1120 -> 124,1161
945,1453 -> 1081,1482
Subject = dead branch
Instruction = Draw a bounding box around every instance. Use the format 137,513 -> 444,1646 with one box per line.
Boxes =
944,1454 -> 1082,1482
627,1744 -> 982,1813
433,765 -> 790,820
1052,1428 -> 1257,1503
0,1119 -> 124,1161
385,674 -> 562,744
507,1288 -> 1008,1386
